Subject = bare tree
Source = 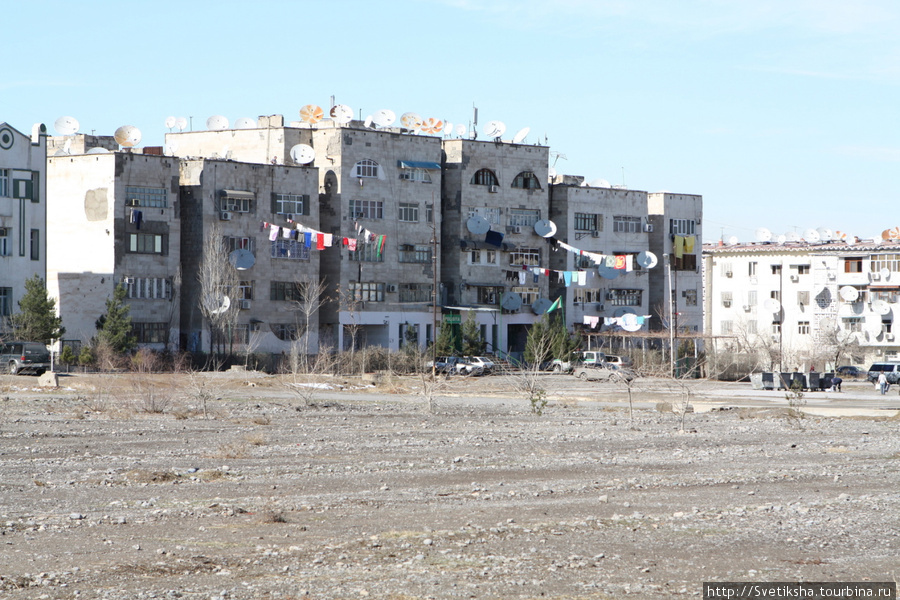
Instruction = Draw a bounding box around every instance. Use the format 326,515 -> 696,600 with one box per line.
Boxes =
338,284 -> 363,373
198,224 -> 240,370
291,276 -> 330,371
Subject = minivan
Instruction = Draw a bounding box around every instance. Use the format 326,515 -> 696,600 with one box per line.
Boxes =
866,362 -> 900,384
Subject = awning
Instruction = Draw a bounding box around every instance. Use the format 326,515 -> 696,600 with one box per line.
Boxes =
460,240 -> 489,250
220,189 -> 254,199
398,160 -> 441,170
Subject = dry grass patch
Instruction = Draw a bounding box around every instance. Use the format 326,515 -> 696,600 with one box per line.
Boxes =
125,469 -> 179,484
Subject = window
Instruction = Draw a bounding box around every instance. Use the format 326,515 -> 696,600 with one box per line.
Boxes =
511,171 -> 541,190
669,219 -> 696,235
230,323 -> 261,346
672,254 -> 697,271
0,287 -> 11,317
426,204 -> 433,223
721,320 -> 733,335
399,283 -> 432,303
398,203 -> 419,222
0,169 -> 8,197
573,288 -> 602,304
576,255 -> 595,269
349,199 -> 383,219
470,168 -> 498,186
883,320 -> 893,334
797,265 -> 810,275
128,233 -> 165,254
608,289 -> 642,306
354,159 -> 380,178
721,291 -> 733,307
477,286 -> 502,305
125,186 -> 167,208
871,254 -> 900,273
509,248 -> 540,267
772,322 -> 782,334
349,243 -> 384,262
126,277 -> 172,300
29,229 -> 39,260
398,244 -> 431,263
844,257 -> 863,273
508,208 -> 540,228
842,317 -> 862,333
747,290 -> 757,307
613,216 -> 641,233
271,239 -> 310,260
273,193 -> 308,216
132,322 -> 168,344
574,213 -> 600,232
399,168 -> 431,183
721,263 -> 733,276
238,281 -> 253,301
349,281 -> 385,302
468,249 -> 497,266
221,191 -> 253,213
749,262 -> 757,277
683,289 -> 698,306
270,281 -> 304,302
797,291 -> 810,306
798,321 -> 810,335
0,227 -> 8,256
512,286 -> 539,305
272,323 -> 299,341
770,290 -> 781,302
466,206 -> 502,225
771,264 -> 782,275
747,320 -> 757,335
225,236 -> 254,253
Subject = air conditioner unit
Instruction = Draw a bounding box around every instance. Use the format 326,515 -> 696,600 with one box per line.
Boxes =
790,274 -> 799,282
725,271 -> 733,278
827,273 -> 836,281
596,303 -> 605,311
591,230 -> 600,238
742,305 -> 751,311
643,223 -> 653,233
606,292 -> 616,301
887,333 -> 895,341
220,211 -> 232,221
722,301 -> 732,307
387,284 -> 397,293
513,226 -> 522,234
240,299 -> 251,310
123,277 -> 134,285
871,273 -> 881,280
488,185 -> 499,193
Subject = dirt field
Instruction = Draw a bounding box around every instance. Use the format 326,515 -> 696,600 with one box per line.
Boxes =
1,371 -> 898,599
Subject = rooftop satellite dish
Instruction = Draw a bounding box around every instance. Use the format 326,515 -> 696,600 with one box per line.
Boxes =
532,298 -> 552,314
86,147 -> 108,154
776,234 -> 787,245
175,117 -> 188,132
455,124 -> 466,137
755,227 -> 773,242
443,121 -> 453,136
229,248 -> 256,271
300,104 -> 324,124
114,125 -> 142,148
785,231 -> 801,243
882,227 -> 900,241
465,215 -> 491,235
589,178 -> 612,188
500,292 -> 523,311
619,313 -> 642,332
482,120 -> 506,139
839,286 -> 859,302
834,230 -> 848,242
420,117 -> 444,134
164,116 -> 176,130
206,115 -> 229,130
763,298 -> 781,313
289,143 -> 315,165
513,127 -> 530,144
727,235 -> 739,246
804,228 -> 820,242
548,166 -> 557,179
597,263 -> 621,280
164,141 -> 178,155
234,117 -> 256,129
400,112 -> 422,130
637,251 -> 658,269
533,219 -> 557,238
364,115 -> 373,129
872,299 -> 891,316
816,227 -> 833,241
54,116 -> 79,136
372,109 -> 396,127
329,104 -> 353,125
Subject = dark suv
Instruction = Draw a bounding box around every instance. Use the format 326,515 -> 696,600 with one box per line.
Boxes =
1,341 -> 51,375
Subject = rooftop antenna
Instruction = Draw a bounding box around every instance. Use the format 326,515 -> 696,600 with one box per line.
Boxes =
550,151 -> 566,167
621,166 -> 626,187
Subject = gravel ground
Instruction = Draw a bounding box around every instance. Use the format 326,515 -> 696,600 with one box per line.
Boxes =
0,371 -> 898,599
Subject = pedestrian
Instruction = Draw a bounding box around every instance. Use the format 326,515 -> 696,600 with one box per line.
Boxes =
877,371 -> 888,395
830,375 -> 842,392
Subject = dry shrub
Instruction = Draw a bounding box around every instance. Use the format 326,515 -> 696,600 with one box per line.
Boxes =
215,441 -> 248,459
126,469 -> 179,484
243,433 -> 268,446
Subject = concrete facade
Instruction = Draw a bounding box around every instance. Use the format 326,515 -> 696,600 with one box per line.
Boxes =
0,122 -> 47,334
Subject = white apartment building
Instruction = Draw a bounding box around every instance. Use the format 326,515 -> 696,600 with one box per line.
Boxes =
0,122 -> 47,333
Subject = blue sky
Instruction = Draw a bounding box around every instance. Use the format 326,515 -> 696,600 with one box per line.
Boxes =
6,0 -> 899,242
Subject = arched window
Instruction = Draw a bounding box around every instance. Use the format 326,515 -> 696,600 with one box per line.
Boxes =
470,168 -> 499,186
511,171 -> 541,190
354,159 -> 380,178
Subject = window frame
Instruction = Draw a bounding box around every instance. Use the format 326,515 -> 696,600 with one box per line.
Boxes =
354,159 -> 381,179
511,171 -> 541,190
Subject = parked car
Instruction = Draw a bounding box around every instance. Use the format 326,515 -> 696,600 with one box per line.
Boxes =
464,356 -> 495,374
572,363 -> 635,382
425,356 -> 482,376
604,354 -> 633,368
866,362 -> 900,384
835,365 -> 862,379
551,350 -> 607,372
1,341 -> 51,375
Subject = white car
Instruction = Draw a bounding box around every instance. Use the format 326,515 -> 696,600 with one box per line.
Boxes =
464,356 -> 495,374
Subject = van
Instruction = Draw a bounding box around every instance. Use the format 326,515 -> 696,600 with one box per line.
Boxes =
550,350 -> 606,372
579,350 -> 606,366
866,362 -> 900,384
0,341 -> 51,375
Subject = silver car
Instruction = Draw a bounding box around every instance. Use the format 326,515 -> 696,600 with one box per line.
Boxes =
572,364 -> 635,382
1,341 -> 51,375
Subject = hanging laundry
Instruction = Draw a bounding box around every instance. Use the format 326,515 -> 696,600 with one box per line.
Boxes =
625,254 -> 634,272
583,315 -> 600,328
376,235 -> 386,256
269,224 -> 280,241
282,226 -> 292,239
614,255 -> 627,269
563,271 -> 572,287
674,235 -> 685,259
316,233 -> 325,250
684,235 -> 695,253
347,238 -> 357,251
605,255 -> 617,267
324,233 -> 333,248
518,271 -> 527,285
577,271 -> 587,286
304,232 -> 312,248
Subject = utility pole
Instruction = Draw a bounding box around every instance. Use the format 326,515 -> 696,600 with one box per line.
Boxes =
431,194 -> 438,380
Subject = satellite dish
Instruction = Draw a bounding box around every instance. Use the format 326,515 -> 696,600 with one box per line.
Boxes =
597,263 -> 621,280
880,268 -> 891,280
164,116 -> 176,130
465,215 -> 491,235
300,104 -> 324,124
400,112 -> 423,130
763,298 -> 781,313
532,298 -> 552,314
548,166 -> 557,179
419,118 -> 444,134
372,109 -> 396,127
613,307 -> 636,318
207,295 -> 231,316
755,227 -> 773,242
229,249 -> 256,271
817,227 -> 833,241
364,115 -> 373,128
839,286 -> 859,302
785,231 -> 801,243
54,116 -> 79,136
234,117 -> 256,129
834,230 -> 848,241
776,234 -> 787,245
872,299 -> 891,316
637,251 -> 658,269
727,235 -> 739,246
329,104 -> 353,125
114,125 -> 142,148
289,143 -> 315,165
619,313 -> 642,332
86,147 -> 109,154
513,127 -> 530,144
455,124 -> 466,137
500,292 -> 523,311
804,228 -> 820,242
483,120 -> 506,138
881,227 -> 900,241
443,121 -> 453,136
175,117 -> 188,132
165,139 -> 179,155
589,178 -> 612,188
206,115 -> 229,130
533,219 -> 557,238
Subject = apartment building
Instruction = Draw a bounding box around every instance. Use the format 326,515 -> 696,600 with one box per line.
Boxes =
0,122 -> 46,332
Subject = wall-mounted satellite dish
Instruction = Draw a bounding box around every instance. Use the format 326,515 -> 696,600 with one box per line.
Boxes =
54,116 -> 79,136
872,299 -> 891,316
229,248 -> 256,271
613,307 -> 636,318
86,147 -> 109,155
482,120 -> 506,139
880,268 -> 891,281
289,143 -> 315,165
532,298 -> 552,314
455,124 -> 466,137
372,109 -> 396,127
816,227 -> 833,241
513,127 -> 530,144
637,251 -> 658,269
533,219 -> 557,238
500,292 -> 523,311
300,104 -> 324,124
114,125 -> 142,148
234,117 -> 256,129
763,298 -> 781,313
206,115 -> 229,130
619,313 -> 642,332
755,227 -> 772,242
465,215 -> 491,235
330,104 -> 353,125
804,228 -> 820,242
164,116 -> 176,130
400,112 -> 423,130
839,286 -> 859,302
206,295 -> 231,316
597,263 -> 621,280
175,117 -> 188,132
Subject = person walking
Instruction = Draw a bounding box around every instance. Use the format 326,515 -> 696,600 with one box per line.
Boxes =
831,375 -> 842,392
877,371 -> 889,395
